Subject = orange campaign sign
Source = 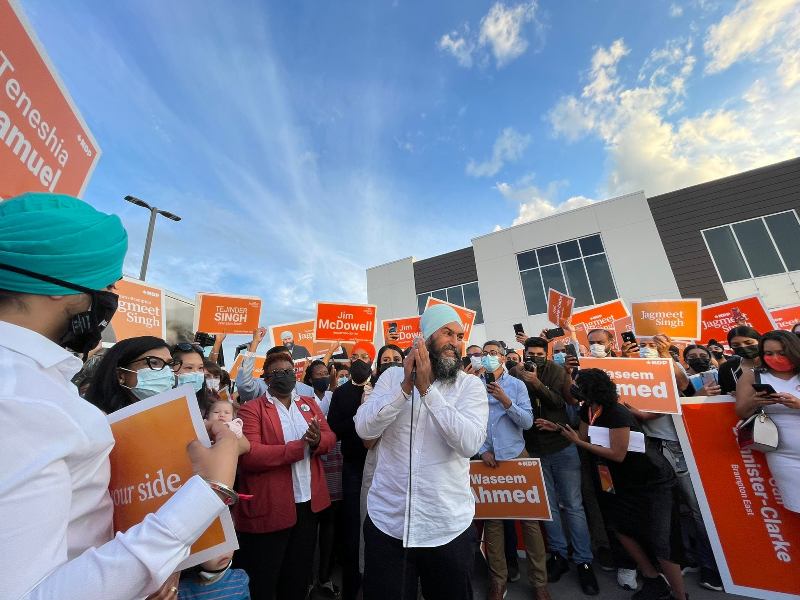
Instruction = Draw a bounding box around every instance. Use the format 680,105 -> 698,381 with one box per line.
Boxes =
381,316 -> 422,349
107,386 -> 238,570
106,278 -> 165,342
269,320 -> 334,360
631,299 -> 701,341
699,296 -> 776,344
571,299 -> 629,332
675,397 -> 800,600
0,1 -> 101,198
613,316 -> 633,351
425,297 -> 477,342
227,352 -> 266,381
314,302 -> 377,343
770,305 -> 800,331
547,288 -> 575,325
194,293 -> 262,335
578,357 -> 681,414
470,459 -> 552,520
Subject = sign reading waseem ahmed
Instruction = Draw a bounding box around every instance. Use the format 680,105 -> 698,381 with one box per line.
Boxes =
194,293 -> 262,335
470,459 -> 552,520
631,299 -> 701,341
107,385 -> 238,570
0,0 -> 101,198
106,277 -> 166,342
314,302 -> 377,343
578,357 -> 682,414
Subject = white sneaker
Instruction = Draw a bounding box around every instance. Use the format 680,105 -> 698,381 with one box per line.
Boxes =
617,568 -> 638,591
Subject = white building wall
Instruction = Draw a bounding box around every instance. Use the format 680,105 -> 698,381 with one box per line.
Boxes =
366,257 -> 418,347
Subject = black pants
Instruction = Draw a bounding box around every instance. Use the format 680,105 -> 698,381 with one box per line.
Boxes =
341,461 -> 364,600
362,516 -> 475,600
233,501 -> 319,600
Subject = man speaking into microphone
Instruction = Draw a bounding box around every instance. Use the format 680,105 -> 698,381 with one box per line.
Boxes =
355,303 -> 488,600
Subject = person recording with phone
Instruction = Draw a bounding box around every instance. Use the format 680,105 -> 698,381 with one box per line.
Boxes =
355,304 -> 488,600
478,341 -> 550,600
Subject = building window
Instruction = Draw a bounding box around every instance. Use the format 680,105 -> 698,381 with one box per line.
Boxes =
416,281 -> 484,325
702,211 -> 800,283
516,234 -> 618,316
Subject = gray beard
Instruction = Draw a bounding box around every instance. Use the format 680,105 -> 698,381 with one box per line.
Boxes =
428,340 -> 460,385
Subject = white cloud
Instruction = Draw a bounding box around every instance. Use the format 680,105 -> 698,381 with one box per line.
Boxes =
548,17 -> 800,198
466,127 -> 531,177
494,178 -> 594,226
438,27 -> 474,68
670,4 -> 684,17
438,1 -> 542,68
704,0 -> 800,87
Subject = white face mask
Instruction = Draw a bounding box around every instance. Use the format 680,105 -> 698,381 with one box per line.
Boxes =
589,343 -> 607,358
198,559 -> 232,582
205,377 -> 220,392
470,355 -> 483,370
639,346 -> 659,359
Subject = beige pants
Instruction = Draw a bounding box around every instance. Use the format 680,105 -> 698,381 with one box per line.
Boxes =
483,450 -> 548,587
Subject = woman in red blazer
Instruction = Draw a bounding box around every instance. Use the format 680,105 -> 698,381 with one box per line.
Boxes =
233,352 -> 335,600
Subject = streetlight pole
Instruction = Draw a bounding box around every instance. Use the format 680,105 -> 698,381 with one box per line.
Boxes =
124,195 -> 181,282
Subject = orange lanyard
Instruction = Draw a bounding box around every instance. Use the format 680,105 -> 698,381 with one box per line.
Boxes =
588,406 -> 603,426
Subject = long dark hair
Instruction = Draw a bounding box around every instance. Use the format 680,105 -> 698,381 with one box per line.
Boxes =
575,368 -> 619,408
85,336 -> 170,414
371,344 -> 404,384
727,326 -> 761,345
760,330 -> 800,373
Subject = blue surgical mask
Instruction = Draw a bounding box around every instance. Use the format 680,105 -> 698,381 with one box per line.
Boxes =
123,367 -> 175,400
337,376 -> 349,386
552,351 -> 566,366
481,355 -> 500,372
177,371 -> 205,392
639,346 -> 659,359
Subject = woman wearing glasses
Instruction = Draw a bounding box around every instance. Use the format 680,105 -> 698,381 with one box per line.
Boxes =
86,336 -> 179,414
233,352 -> 336,600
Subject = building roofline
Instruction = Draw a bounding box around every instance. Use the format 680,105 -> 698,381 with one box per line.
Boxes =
366,256 -> 415,272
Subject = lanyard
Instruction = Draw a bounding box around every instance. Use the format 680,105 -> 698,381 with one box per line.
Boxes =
588,405 -> 603,425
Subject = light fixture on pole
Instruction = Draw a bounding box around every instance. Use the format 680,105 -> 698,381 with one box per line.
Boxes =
124,195 -> 181,281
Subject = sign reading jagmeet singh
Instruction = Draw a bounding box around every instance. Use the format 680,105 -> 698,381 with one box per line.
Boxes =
0,0 -> 100,198
631,299 -> 701,340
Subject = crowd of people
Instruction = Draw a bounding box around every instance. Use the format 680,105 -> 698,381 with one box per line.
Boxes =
2,192 -> 800,600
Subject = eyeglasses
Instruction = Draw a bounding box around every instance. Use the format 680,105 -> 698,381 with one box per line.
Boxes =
482,350 -> 502,357
266,368 -> 295,379
126,355 -> 182,371
171,342 -> 204,355
467,352 -> 482,358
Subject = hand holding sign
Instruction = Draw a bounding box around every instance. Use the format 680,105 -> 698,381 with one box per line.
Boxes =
187,420 -> 238,488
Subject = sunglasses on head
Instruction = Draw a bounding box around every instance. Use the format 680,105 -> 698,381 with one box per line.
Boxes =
172,342 -> 204,355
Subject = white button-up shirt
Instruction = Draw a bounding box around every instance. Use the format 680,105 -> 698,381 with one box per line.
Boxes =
266,392 -> 312,502
355,366 -> 488,547
0,321 -> 225,600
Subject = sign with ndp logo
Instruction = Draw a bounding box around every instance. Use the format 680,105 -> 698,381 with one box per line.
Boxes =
578,357 -> 681,414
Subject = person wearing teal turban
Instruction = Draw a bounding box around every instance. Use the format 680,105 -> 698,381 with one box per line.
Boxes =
0,192 -> 240,600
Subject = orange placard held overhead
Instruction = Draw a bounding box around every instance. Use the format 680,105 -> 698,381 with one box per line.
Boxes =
770,305 -> 800,331
227,353 -> 266,381
700,296 -> 775,344
0,1 -> 101,198
107,386 -> 238,570
470,459 -> 552,520
631,299 -> 700,341
547,288 -> 575,325
425,297 -> 477,342
578,357 -> 681,414
675,397 -> 800,600
381,316 -> 422,350
613,316 -> 633,351
194,293 -> 262,335
106,278 -> 165,342
571,299 -> 629,332
315,302 -> 377,343
269,320 -> 334,360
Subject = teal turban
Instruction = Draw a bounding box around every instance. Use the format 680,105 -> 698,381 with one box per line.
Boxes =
421,303 -> 461,339
0,192 -> 128,295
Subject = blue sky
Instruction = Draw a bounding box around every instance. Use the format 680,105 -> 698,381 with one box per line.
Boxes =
20,0 -> 800,334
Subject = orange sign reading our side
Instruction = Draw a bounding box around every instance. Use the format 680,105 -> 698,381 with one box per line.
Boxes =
547,288 -> 575,325
571,299 -> 629,332
195,293 -> 262,335
227,353 -> 266,381
770,305 -> 800,331
107,386 -> 238,570
382,316 -> 422,349
470,459 -> 552,520
0,1 -> 101,198
578,357 -> 681,414
107,278 -> 165,342
425,297 -> 477,342
315,302 -> 377,343
269,320 -> 334,359
631,299 -> 701,340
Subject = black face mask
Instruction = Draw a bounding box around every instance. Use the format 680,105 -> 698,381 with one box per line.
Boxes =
0,263 -> 118,356
311,377 -> 329,393
505,360 -> 518,371
531,355 -> 547,368
734,345 -> 760,360
711,351 -> 725,360
269,372 -> 296,395
378,362 -> 401,374
350,359 -> 372,384
687,357 -> 711,373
